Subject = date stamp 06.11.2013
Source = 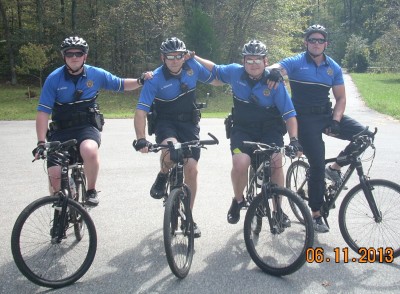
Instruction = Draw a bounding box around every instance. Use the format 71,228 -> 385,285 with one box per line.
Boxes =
306,247 -> 395,264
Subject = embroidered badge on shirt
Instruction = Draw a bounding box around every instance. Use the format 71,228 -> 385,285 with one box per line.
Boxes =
86,80 -> 94,88
327,67 -> 333,76
263,88 -> 271,96
187,69 -> 194,76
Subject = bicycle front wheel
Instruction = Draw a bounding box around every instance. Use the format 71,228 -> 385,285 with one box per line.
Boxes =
247,166 -> 263,234
73,169 -> 87,240
286,160 -> 309,223
11,196 -> 97,288
244,187 -> 314,276
163,188 -> 194,278
339,179 -> 400,259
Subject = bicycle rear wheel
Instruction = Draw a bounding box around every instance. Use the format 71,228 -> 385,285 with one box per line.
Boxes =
339,179 -> 400,259
244,187 -> 314,276
11,196 -> 97,288
286,160 -> 309,223
163,188 -> 194,278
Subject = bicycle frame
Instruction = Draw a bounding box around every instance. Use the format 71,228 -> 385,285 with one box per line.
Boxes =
290,128 -> 380,226
45,140 -> 88,243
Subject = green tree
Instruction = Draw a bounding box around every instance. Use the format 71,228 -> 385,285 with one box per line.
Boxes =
342,34 -> 370,72
16,43 -> 50,87
184,8 -> 219,60
373,25 -> 400,71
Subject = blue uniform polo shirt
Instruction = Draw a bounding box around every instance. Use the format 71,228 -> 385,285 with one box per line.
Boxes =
38,65 -> 125,114
279,52 -> 344,108
136,58 -> 213,114
213,63 -> 296,122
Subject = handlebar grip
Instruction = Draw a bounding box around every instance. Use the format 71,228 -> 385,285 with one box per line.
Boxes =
284,145 -> 296,159
44,141 -> 61,149
59,139 -> 78,149
200,133 -> 219,145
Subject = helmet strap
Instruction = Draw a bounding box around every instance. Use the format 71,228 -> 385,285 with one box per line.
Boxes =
162,60 -> 183,76
64,57 -> 85,74
306,44 -> 326,58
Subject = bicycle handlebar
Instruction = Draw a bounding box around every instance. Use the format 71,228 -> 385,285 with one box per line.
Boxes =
147,132 -> 219,153
33,139 -> 78,162
242,141 -> 296,158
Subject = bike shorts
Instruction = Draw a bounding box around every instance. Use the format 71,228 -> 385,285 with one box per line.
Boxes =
155,120 -> 201,161
47,124 -> 101,168
230,125 -> 284,157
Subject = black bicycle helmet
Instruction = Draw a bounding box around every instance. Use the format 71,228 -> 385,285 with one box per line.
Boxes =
160,37 -> 187,54
60,36 -> 89,54
304,24 -> 328,40
242,40 -> 267,56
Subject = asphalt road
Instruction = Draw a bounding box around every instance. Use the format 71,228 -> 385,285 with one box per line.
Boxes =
1,74 -> 399,293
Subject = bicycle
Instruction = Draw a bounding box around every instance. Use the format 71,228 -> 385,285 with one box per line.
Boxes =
134,133 -> 219,279
286,127 -> 400,259
11,139 -> 97,288
242,141 -> 314,276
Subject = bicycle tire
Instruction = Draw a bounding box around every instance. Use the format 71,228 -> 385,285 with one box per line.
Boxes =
73,168 -> 87,240
244,186 -> 314,276
286,160 -> 309,223
163,188 -> 194,278
247,166 -> 263,234
11,196 -> 97,288
339,179 -> 400,259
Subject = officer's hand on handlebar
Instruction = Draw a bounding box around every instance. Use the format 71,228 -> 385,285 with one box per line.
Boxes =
325,119 -> 341,137
32,144 -> 45,160
133,138 -> 152,153
289,138 -> 303,158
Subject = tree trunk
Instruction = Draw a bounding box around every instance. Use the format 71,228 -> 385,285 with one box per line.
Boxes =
0,0 -> 17,85
71,0 -> 77,32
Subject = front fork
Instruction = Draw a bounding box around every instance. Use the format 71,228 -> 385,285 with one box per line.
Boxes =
51,191 -> 69,243
359,175 -> 382,222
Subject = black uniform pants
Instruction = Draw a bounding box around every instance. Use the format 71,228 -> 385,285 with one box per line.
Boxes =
297,113 -> 368,211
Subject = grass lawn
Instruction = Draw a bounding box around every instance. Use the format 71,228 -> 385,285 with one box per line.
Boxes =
0,85 -> 232,120
0,73 -> 398,120
350,72 -> 400,121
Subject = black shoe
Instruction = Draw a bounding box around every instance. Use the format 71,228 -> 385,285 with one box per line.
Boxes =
313,216 -> 330,233
150,172 -> 168,199
272,209 -> 291,228
227,198 -> 246,224
86,189 -> 99,206
193,222 -> 201,238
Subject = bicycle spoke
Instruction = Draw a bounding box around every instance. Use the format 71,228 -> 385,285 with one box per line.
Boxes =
244,187 -> 314,276
339,180 -> 400,258
11,197 -> 97,288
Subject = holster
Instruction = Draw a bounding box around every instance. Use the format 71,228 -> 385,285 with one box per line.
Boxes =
88,103 -> 105,132
224,112 -> 233,139
147,110 -> 157,136
192,108 -> 201,124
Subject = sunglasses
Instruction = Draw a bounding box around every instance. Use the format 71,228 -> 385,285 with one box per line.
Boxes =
307,38 -> 326,44
245,59 -> 263,65
164,54 -> 184,60
64,51 -> 85,58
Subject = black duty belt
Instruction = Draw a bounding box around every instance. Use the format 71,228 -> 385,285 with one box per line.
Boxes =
234,120 -> 278,130
50,112 -> 90,130
296,102 -> 332,115
157,112 -> 192,122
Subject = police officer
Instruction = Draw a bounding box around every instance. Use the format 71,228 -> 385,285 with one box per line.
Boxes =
133,37 -> 216,238
35,36 -> 145,206
268,25 -> 373,232
193,40 -> 303,225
